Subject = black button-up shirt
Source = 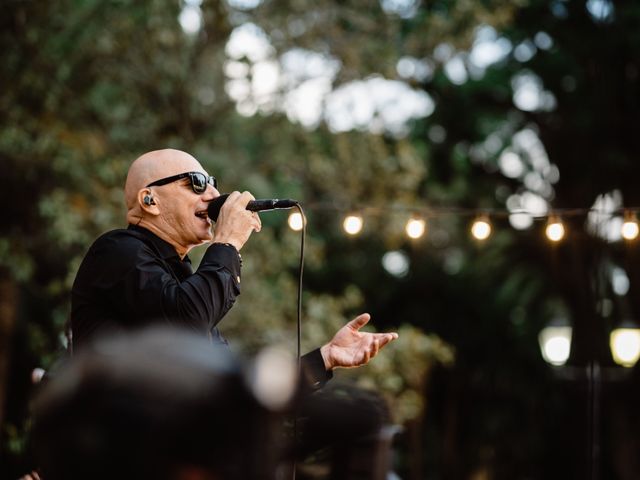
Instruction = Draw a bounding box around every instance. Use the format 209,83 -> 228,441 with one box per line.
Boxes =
71,224 -> 331,388
71,225 -> 241,348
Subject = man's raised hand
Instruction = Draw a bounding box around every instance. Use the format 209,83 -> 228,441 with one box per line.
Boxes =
320,313 -> 398,370
213,191 -> 261,251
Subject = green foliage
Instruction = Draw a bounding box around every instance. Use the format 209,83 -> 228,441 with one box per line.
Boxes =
3,0 -> 640,478
344,324 -> 455,423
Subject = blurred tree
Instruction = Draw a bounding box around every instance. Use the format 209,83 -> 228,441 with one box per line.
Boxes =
0,0 -> 454,477
2,0 -> 640,479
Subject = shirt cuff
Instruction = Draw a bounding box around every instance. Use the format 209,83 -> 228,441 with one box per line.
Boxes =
301,348 -> 333,391
204,243 -> 242,285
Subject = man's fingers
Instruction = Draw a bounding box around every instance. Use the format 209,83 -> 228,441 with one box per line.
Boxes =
378,332 -> 398,347
223,191 -> 254,210
240,190 -> 256,207
371,337 -> 380,357
225,190 -> 242,203
252,212 -> 262,232
218,191 -> 241,213
347,313 -> 371,331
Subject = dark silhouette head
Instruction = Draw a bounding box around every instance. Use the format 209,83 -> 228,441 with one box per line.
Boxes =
31,327 -> 283,480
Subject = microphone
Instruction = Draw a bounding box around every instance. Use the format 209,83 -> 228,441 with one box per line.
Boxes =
208,193 -> 298,221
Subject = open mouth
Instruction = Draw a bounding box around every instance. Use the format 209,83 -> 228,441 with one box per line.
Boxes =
195,210 -> 210,223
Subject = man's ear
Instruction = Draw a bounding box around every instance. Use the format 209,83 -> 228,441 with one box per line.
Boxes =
138,189 -> 160,215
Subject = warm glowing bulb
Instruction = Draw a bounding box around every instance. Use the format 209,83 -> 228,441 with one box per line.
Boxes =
545,220 -> 565,242
542,336 -> 571,365
343,215 -> 364,235
405,218 -> 426,239
621,221 -> 639,240
610,328 -> 640,367
538,326 -> 572,366
288,212 -> 303,231
471,219 -> 491,240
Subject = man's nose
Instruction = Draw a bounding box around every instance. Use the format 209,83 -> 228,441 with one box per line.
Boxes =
203,183 -> 219,201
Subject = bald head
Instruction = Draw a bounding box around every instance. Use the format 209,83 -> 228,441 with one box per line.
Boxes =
123,149 -> 218,256
124,149 -> 204,211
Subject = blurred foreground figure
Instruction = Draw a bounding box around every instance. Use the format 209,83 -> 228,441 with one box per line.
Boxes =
31,327 -> 400,480
32,328 -> 288,480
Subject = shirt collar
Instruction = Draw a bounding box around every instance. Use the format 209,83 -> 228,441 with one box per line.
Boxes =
127,224 -> 190,263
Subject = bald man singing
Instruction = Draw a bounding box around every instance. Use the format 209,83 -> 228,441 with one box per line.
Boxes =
71,149 -> 397,386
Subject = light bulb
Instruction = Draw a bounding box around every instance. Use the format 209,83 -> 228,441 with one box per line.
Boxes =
288,212 -> 304,231
545,218 -> 565,242
621,215 -> 639,240
405,218 -> 426,239
471,218 -> 491,240
539,326 -> 572,366
343,215 -> 364,235
610,328 -> 640,367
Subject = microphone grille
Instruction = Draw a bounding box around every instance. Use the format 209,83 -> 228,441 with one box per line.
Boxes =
207,193 -> 230,222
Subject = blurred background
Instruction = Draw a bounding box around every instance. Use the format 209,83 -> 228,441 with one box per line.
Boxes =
2,0 -> 640,478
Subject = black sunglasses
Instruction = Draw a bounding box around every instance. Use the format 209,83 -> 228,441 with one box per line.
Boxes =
146,171 -> 217,194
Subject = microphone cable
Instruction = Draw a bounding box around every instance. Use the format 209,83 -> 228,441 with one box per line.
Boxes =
292,203 -> 305,480
293,204 -> 305,383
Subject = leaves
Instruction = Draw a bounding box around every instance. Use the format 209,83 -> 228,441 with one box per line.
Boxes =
4,0 -> 640,478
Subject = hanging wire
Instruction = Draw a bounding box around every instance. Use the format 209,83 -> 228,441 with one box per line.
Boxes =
301,202 -> 640,219
291,202 -> 306,480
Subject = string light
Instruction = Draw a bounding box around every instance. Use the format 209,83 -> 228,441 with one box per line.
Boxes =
539,325 -> 572,366
471,216 -> 492,240
545,216 -> 565,242
621,212 -> 639,240
343,214 -> 364,235
287,212 -> 304,231
405,218 -> 426,239
610,327 -> 640,367
292,203 -> 640,242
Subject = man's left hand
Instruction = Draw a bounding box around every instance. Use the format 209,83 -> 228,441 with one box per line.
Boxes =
320,313 -> 398,370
